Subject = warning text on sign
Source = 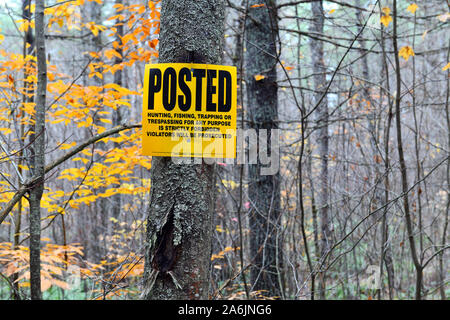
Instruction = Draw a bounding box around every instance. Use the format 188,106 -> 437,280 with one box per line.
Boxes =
142,63 -> 237,158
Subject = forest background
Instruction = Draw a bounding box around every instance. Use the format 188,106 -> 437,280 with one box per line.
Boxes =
0,0 -> 448,300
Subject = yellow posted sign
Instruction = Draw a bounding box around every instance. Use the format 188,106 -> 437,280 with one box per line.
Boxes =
142,63 -> 237,158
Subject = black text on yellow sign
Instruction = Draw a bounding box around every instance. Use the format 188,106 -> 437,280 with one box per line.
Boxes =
142,63 -> 237,158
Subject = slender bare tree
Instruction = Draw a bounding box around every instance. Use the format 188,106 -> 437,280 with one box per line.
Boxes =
309,0 -> 331,300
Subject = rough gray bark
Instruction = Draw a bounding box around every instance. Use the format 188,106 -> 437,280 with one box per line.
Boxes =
142,0 -> 224,300
29,0 -> 47,300
245,0 -> 282,298
310,0 -> 331,300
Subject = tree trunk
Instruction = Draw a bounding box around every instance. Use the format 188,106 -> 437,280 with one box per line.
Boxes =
310,0 -> 330,300
378,1 -> 395,298
29,0 -> 47,300
109,0 -> 124,238
142,0 -> 225,300
245,0 -> 282,299
439,41 -> 449,300
10,0 -> 35,300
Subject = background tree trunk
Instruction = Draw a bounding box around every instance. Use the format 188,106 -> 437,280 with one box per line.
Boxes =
245,0 -> 282,299
110,0 -> 125,237
310,0 -> 331,300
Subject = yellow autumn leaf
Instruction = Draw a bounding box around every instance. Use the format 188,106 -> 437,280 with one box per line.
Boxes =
0,127 -> 12,135
16,19 -> 35,32
104,48 -> 122,60
100,118 -> 112,124
211,253 -> 224,261
89,51 -> 101,59
443,62 -> 450,71
223,246 -> 239,253
407,3 -> 418,14
254,74 -> 265,81
60,142 -> 76,150
27,3 -> 35,14
328,9 -> 336,15
381,7 -> 391,15
380,14 -> 392,28
399,46 -> 415,61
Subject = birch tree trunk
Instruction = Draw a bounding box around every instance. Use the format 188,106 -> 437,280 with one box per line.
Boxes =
142,0 -> 225,300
